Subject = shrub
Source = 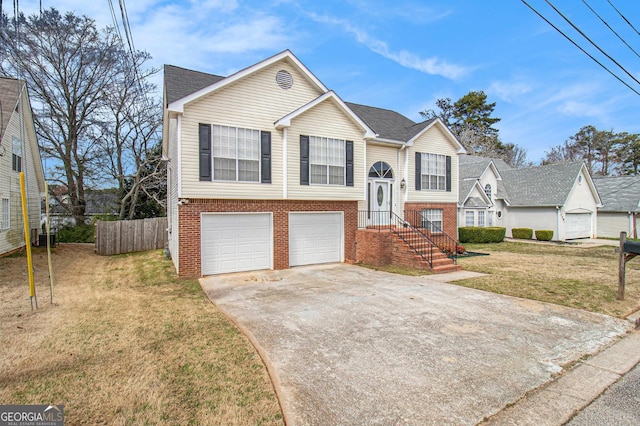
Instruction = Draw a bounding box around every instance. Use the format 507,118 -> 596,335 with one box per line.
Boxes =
535,229 -> 554,241
57,224 -> 95,243
511,228 -> 533,239
458,227 -> 506,244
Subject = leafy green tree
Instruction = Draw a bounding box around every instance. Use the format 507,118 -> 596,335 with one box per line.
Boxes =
616,132 -> 640,175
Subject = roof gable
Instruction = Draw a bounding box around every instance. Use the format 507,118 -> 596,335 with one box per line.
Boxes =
407,119 -> 466,153
275,91 -> 376,138
459,179 -> 491,206
166,50 -> 328,113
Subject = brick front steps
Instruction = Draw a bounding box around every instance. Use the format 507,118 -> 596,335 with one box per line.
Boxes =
355,227 -> 461,273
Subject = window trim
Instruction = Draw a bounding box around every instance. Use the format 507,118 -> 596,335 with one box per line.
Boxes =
211,124 -> 261,183
465,210 -> 475,227
12,137 -> 22,173
1,198 -> 9,231
422,208 -> 443,233
309,135 -> 346,186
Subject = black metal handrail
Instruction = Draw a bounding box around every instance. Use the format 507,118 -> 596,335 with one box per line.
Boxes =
403,210 -> 460,262
357,210 -> 434,267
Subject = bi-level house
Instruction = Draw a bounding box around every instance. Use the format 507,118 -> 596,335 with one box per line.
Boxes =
0,77 -> 46,255
163,51 -> 465,277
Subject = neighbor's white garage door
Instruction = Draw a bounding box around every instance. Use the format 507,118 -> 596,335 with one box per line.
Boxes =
201,213 -> 272,275
289,212 -> 343,266
565,213 -> 591,239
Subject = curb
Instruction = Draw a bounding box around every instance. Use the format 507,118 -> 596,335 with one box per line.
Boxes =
480,330 -> 640,425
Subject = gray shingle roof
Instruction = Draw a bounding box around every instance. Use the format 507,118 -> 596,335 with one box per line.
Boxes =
500,162 -> 585,207
345,102 -> 434,142
458,179 -> 477,204
164,64 -> 441,143
0,77 -> 21,139
464,196 -> 489,208
594,176 -> 640,212
459,154 -> 512,173
164,65 -> 225,105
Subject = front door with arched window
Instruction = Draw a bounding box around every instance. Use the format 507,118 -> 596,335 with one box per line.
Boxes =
368,161 -> 394,225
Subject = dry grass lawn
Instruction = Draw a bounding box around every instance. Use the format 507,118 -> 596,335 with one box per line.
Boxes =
457,241 -> 640,317
0,244 -> 283,425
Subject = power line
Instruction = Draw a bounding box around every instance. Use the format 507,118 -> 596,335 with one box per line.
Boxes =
606,0 -> 640,36
521,0 -> 640,96
545,0 -> 640,87
582,0 -> 640,59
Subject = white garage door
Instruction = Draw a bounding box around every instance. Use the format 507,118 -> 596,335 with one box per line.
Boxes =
201,213 -> 272,275
289,212 -> 343,267
565,213 -> 591,239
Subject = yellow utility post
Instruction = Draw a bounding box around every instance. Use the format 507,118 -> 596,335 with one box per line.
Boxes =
20,172 -> 37,309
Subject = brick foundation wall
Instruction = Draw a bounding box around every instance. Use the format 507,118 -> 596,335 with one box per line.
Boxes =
403,202 -> 458,237
178,199 -> 358,278
355,229 -> 393,266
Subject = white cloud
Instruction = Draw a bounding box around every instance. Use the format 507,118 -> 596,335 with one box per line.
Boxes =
308,13 -> 469,80
488,80 -> 532,103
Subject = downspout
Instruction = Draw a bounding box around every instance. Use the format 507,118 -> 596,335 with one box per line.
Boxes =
629,212 -> 634,238
403,144 -> 409,204
282,128 -> 288,199
363,139 -> 367,200
556,206 -> 561,241
177,115 -> 182,199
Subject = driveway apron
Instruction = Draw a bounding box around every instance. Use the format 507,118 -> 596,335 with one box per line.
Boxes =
200,264 -> 631,426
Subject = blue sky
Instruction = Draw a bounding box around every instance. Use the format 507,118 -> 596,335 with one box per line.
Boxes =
19,0 -> 640,164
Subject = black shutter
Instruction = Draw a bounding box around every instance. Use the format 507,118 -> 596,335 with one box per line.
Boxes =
446,155 -> 452,192
260,131 -> 271,184
300,135 -> 309,185
415,152 -> 422,191
345,140 -> 354,187
199,124 -> 211,181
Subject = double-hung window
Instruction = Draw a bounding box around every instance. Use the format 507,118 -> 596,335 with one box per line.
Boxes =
421,153 -> 446,191
422,208 -> 443,232
465,211 -> 475,227
12,137 -> 22,172
212,125 -> 260,182
1,198 -> 9,230
478,211 -> 485,227
310,136 -> 345,185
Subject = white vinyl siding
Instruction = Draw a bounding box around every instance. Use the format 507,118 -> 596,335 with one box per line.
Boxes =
211,125 -> 260,182
0,84 -> 44,255
1,198 -> 9,230
179,61 -> 322,199
421,153 -> 446,191
407,125 -> 459,203
310,136 -> 345,185
287,99 -> 364,200
167,117 -> 180,273
422,208 -> 443,232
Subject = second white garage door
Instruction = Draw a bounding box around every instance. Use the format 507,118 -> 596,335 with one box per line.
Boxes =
201,213 -> 272,275
565,213 -> 591,240
289,212 -> 343,267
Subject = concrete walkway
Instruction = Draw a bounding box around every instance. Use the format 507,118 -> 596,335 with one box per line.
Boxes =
482,330 -> 640,425
201,264 -> 632,425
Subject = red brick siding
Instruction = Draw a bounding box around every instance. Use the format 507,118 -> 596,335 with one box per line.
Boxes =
403,202 -> 458,237
355,229 -> 393,266
177,199 -> 358,278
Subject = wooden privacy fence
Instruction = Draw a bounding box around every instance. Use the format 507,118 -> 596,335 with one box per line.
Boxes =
95,217 -> 167,255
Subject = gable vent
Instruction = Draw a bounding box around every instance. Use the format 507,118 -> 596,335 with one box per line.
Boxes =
276,70 -> 293,90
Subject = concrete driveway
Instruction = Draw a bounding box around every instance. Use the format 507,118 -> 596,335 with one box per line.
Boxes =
200,264 -> 631,425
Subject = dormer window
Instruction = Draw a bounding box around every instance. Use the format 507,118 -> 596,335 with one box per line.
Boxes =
484,184 -> 492,199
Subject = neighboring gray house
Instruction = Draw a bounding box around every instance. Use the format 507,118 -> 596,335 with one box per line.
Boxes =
459,156 -> 602,241
593,176 -> 640,238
